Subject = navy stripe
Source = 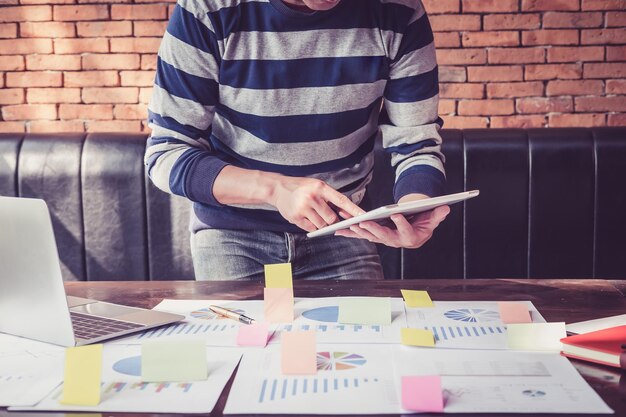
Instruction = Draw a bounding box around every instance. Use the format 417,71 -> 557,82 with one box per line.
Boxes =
208,0 -> 415,40
336,168 -> 374,194
216,99 -> 381,143
155,57 -> 218,106
169,148 -> 205,197
148,110 -> 212,140
385,139 -> 438,155
194,203 -> 304,233
169,4 -> 220,61
220,56 -> 389,89
209,133 -> 376,176
393,14 -> 434,62
385,66 -> 439,103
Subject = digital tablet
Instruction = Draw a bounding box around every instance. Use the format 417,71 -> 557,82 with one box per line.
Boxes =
306,190 -> 479,238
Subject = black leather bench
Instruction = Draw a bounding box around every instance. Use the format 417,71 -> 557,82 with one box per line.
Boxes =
1,128 -> 625,281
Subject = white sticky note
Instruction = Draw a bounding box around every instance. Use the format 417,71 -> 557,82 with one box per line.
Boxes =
507,322 -> 566,351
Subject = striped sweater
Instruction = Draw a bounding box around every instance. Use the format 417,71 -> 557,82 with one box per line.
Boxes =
145,0 -> 445,233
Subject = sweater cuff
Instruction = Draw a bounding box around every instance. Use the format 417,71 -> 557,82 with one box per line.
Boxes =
393,165 -> 446,202
186,154 -> 230,207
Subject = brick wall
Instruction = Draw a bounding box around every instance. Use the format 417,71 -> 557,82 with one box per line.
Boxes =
0,0 -> 624,133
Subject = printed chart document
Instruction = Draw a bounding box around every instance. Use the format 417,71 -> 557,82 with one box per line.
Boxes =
12,344 -> 242,413
405,301 -> 546,349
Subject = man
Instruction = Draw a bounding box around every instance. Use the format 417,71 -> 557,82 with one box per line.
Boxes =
145,0 -> 449,280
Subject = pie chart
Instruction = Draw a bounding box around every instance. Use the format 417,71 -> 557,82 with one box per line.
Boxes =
316,352 -> 367,371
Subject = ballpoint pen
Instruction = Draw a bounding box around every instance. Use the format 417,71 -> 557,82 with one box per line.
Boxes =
209,305 -> 256,325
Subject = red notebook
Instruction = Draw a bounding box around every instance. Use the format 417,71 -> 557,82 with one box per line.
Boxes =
560,325 -> 626,369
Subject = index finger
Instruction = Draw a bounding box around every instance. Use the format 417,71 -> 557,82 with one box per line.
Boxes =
322,188 -> 365,218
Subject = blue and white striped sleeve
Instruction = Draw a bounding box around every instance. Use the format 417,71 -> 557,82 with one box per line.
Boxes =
380,0 -> 446,201
144,0 -> 228,206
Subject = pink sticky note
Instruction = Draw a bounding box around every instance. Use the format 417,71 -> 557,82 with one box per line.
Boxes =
498,302 -> 532,324
402,375 -> 444,412
281,330 -> 317,375
264,287 -> 294,323
236,322 -> 270,347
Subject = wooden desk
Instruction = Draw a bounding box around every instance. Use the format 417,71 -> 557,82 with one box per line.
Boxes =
2,279 -> 625,417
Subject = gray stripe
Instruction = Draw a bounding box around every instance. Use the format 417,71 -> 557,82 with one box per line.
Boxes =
380,120 -> 441,149
149,84 -> 215,131
384,94 -> 439,127
149,124 -> 212,149
390,41 -> 437,78
181,0 -> 268,14
159,32 -> 218,79
147,146 -> 189,195
395,155 -> 445,181
220,81 -> 385,117
211,106 -> 379,165
223,28 -> 392,60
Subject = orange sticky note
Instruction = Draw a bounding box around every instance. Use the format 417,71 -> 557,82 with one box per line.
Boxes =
498,302 -> 532,324
237,322 -> 270,347
281,330 -> 317,375
60,344 -> 102,406
402,375 -> 444,412
264,287 -> 294,323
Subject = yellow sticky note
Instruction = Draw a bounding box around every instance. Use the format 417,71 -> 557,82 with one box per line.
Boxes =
281,330 -> 317,375
264,263 -> 293,288
141,340 -> 208,382
264,287 -> 294,323
401,328 -> 435,347
60,344 -> 102,406
401,290 -> 433,308
337,297 -> 392,325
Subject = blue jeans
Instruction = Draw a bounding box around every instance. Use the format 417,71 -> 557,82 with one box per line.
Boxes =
190,229 -> 383,281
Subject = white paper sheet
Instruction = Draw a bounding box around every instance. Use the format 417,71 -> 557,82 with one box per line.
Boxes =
405,301 -> 546,349
12,344 -> 241,413
566,313 -> 626,334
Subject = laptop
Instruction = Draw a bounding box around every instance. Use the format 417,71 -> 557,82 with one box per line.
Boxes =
0,196 -> 184,347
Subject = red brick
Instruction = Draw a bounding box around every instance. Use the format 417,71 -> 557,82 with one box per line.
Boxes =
522,0 -> 580,11
433,32 -> 460,48
6,71 -> 62,87
54,38 -> 109,54
487,82 -> 544,98
488,47 -> 545,64
549,113 -> 605,126
517,97 -> 574,113
139,87 -> 152,104
525,64 -> 583,80
59,104 -> 113,120
543,12 -> 603,27
584,63 -> 626,78
53,5 -> 109,21
86,120 -> 142,132
582,0 -> 626,10
468,66 -> 523,81
140,54 -> 157,70
0,23 -> 17,38
134,21 -> 168,37
606,45 -> 625,61
82,87 -> 139,104
110,37 -> 161,53
2,104 -> 57,120
608,114 -> 626,126
113,104 -> 148,120
29,120 -> 85,133
64,71 -> 118,87
0,74 -> 3,88
20,22 -> 75,38
26,88 -> 81,103
120,70 -> 154,87
0,38 -> 52,54
483,14 -> 540,30
462,31 -> 519,47
582,28 -> 626,45
0,122 -> 25,132
18,0 -> 75,4
83,54 -> 140,70
547,46 -> 604,63
0,6 -> 51,22
111,5 -> 167,20
422,0 -> 460,14
437,48 -> 486,65
491,115 -> 547,128
439,99 -> 456,114
576,96 -> 626,112
462,0 -> 518,12
607,79 -> 626,94
458,99 -> 515,116
441,115 -> 488,128
0,55 -> 24,71
606,12 -> 626,27
429,15 -> 480,31
0,88 -> 24,105
77,21 -> 132,37
522,30 -> 579,46
440,83 -> 484,99
439,66 -> 467,82
26,54 -> 81,70
546,80 -> 604,96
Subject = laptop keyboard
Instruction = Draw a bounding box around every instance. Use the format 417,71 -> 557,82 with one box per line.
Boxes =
70,311 -> 144,340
